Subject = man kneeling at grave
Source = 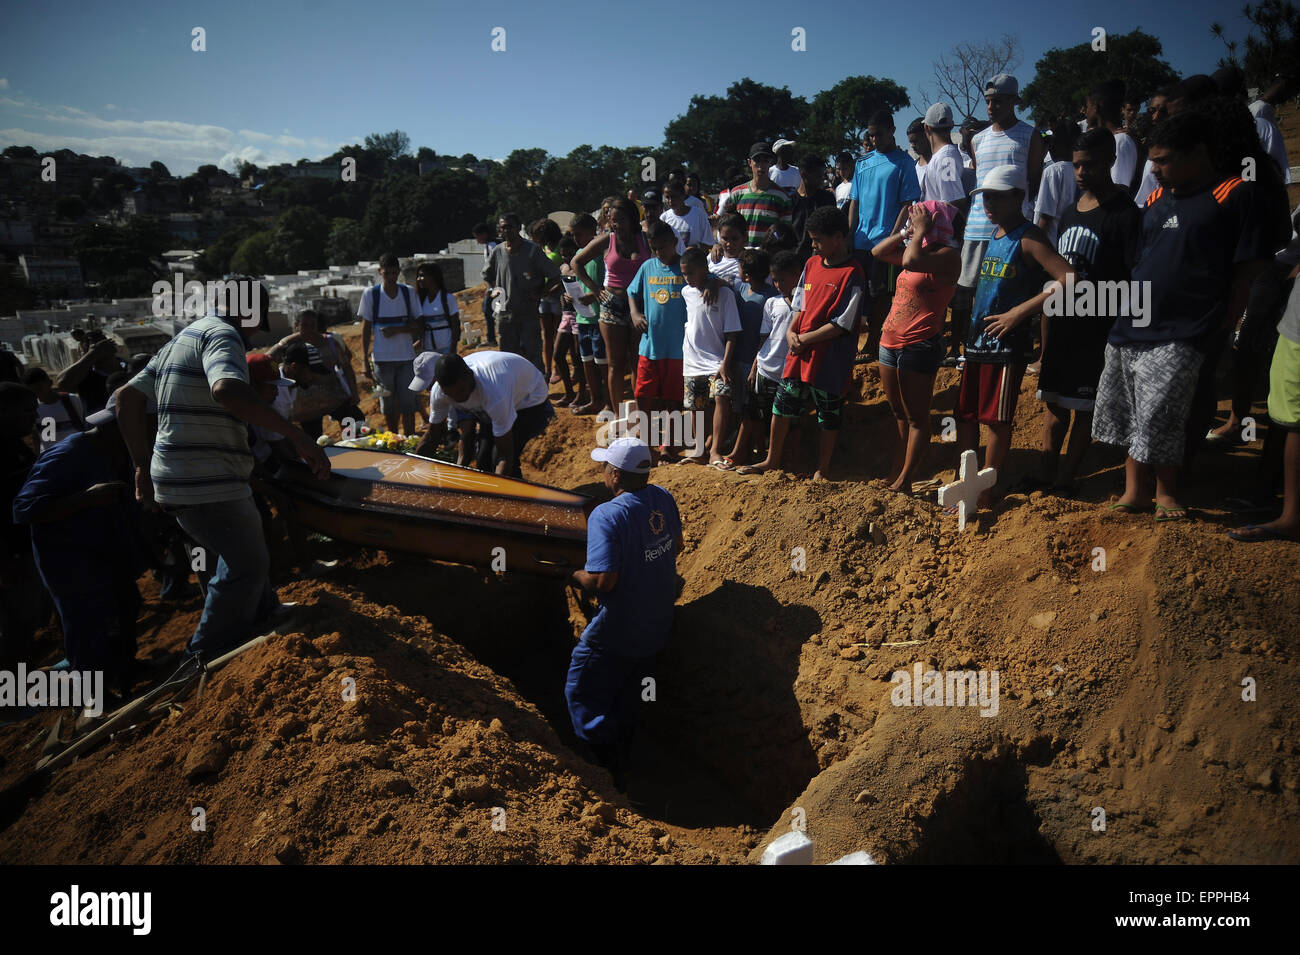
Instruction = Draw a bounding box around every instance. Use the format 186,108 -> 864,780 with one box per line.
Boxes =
565,437 -> 683,789
411,351 -> 554,478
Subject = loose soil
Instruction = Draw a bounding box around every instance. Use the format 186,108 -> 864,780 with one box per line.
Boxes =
3,129 -> 1300,863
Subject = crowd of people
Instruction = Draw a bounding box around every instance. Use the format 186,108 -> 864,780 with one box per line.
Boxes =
2,63 -> 1298,782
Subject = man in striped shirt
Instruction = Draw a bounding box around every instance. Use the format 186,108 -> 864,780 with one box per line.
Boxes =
722,142 -> 794,247
116,280 -> 329,661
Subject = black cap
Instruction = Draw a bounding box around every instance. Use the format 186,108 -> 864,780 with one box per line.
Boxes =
748,141 -> 774,161
434,353 -> 471,389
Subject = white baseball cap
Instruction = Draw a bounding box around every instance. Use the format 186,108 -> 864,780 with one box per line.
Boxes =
773,138 -> 796,152
409,350 -> 442,392
591,436 -> 652,474
971,164 -> 1028,195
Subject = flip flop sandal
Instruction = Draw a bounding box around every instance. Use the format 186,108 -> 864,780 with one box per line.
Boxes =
1155,504 -> 1190,522
711,457 -> 736,471
1108,502 -> 1149,514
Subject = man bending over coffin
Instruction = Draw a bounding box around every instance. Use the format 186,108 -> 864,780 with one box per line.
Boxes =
411,351 -> 554,478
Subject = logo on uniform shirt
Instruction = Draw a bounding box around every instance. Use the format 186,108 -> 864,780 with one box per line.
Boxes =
648,510 -> 665,535
654,288 -> 671,305
1162,215 -> 1180,230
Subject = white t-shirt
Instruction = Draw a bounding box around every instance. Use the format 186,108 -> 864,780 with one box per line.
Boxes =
1134,158 -> 1159,207
427,351 -> 547,437
708,255 -> 740,287
914,159 -> 928,198
1251,104 -> 1292,185
756,295 -> 795,382
1034,160 -> 1079,247
769,165 -> 801,192
922,143 -> 967,204
418,292 -> 460,354
1111,131 -> 1138,192
35,393 -> 85,452
835,180 -> 852,209
685,194 -> 707,214
480,240 -> 499,264
358,283 -> 419,362
660,205 -> 715,254
681,285 -> 742,378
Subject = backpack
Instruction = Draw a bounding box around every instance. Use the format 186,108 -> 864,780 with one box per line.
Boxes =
421,288 -> 454,349
368,283 -> 416,329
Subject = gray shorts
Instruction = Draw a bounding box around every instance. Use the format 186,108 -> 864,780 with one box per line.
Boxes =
953,238 -> 989,306
376,359 -> 415,415
1092,341 -> 1203,467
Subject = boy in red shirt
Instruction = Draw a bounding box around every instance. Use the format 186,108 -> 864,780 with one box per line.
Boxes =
739,206 -> 865,480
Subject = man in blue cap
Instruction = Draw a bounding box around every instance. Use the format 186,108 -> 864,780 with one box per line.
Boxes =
566,436 -> 683,789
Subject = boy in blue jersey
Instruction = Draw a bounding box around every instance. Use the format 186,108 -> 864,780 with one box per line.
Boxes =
628,222 -> 688,461
566,437 -> 683,789
956,165 -> 1073,510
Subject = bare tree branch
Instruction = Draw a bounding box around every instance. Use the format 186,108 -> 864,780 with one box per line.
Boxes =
931,34 -> 1022,122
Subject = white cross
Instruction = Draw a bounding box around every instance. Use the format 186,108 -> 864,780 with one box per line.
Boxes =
937,449 -> 996,531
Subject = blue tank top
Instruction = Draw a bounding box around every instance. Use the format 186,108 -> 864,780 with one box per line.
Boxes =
966,221 -> 1043,364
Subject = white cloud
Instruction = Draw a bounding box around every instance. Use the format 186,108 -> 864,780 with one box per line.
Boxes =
0,98 -> 338,175
0,79 -> 9,90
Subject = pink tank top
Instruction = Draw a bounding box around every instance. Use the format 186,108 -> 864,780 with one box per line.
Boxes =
881,268 -> 956,348
602,231 -> 650,289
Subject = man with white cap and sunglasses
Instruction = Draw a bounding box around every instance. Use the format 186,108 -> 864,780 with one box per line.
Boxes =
565,436 -> 683,789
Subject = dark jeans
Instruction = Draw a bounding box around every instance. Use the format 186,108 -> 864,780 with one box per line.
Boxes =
465,400 -> 555,477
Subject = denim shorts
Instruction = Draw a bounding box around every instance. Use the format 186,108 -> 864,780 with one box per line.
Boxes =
577,323 -> 607,365
878,334 -> 945,374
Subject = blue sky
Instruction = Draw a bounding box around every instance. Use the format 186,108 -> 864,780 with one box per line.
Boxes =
0,0 -> 1247,176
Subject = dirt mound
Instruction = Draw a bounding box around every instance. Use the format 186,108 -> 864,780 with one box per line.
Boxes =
0,561 -> 732,863
1,291 -> 1296,865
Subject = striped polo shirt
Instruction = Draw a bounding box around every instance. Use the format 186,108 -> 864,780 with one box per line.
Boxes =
127,315 -> 253,505
723,183 -> 794,246
965,121 -> 1036,241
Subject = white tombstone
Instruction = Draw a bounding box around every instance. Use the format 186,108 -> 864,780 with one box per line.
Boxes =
937,449 -> 996,531
760,830 -> 814,865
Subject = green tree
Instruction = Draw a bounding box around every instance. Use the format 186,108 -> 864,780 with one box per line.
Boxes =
1021,30 -> 1180,123
806,75 -> 912,156
1211,1 -> 1299,87
661,78 -> 811,185
270,205 -> 329,271
230,230 -> 278,275
541,145 -> 648,214
325,218 -> 364,266
73,218 -> 169,284
365,130 -> 412,162
196,222 -> 259,277
487,148 -> 552,223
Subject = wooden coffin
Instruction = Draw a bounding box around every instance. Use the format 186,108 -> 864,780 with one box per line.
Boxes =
259,447 -> 591,578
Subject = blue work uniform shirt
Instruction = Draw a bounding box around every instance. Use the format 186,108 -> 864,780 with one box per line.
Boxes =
581,484 -> 681,658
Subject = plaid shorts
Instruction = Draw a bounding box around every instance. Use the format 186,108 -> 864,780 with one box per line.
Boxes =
1092,341 -> 1203,466
773,377 -> 845,429
684,373 -> 731,411
742,372 -> 781,421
